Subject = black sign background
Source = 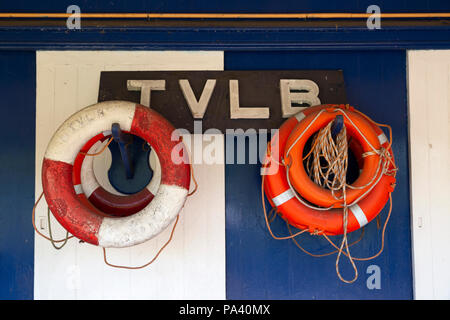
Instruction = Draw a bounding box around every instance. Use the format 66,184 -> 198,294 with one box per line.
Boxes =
98,70 -> 346,132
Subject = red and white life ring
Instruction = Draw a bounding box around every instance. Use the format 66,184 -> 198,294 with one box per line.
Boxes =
42,101 -> 191,248
72,133 -> 161,217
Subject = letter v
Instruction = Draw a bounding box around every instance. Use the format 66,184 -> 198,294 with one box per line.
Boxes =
179,79 -> 216,119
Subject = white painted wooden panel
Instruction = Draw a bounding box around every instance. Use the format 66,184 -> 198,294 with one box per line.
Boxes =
35,51 -> 225,300
408,50 -> 450,300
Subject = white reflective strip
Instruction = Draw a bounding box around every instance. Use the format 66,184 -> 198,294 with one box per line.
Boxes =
378,133 -> 388,145
73,184 -> 83,195
272,189 -> 295,207
294,112 -> 306,122
98,184 -> 188,248
102,130 -> 112,137
350,203 -> 369,228
146,149 -> 161,195
44,101 -> 136,164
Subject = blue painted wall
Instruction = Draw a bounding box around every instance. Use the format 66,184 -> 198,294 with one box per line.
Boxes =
0,49 -> 415,300
225,50 -> 412,299
0,51 -> 35,300
0,0 -> 437,298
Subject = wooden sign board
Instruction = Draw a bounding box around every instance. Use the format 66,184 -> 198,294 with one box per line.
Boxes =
98,70 -> 346,132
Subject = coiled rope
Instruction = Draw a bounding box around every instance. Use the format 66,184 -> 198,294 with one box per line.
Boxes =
262,106 -> 397,283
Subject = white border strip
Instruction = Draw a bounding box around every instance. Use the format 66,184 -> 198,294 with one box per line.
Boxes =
73,184 -> 83,195
378,133 -> 388,145
294,112 -> 306,122
272,189 -> 295,207
349,203 -> 368,228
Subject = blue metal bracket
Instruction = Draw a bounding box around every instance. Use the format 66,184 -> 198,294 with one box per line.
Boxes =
331,115 -> 344,139
111,123 -> 134,179
108,123 -> 153,194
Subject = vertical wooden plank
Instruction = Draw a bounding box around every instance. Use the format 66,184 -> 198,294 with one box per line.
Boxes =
181,134 -> 226,299
128,215 -> 184,299
35,60 -> 79,299
427,55 -> 450,299
52,64 -> 81,299
407,51 -> 434,299
408,50 -> 450,300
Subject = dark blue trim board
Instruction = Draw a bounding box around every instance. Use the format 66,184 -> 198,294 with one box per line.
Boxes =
0,51 -> 35,300
0,24 -> 450,51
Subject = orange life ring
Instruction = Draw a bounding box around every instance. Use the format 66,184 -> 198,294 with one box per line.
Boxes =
284,107 -> 382,208
262,104 -> 396,235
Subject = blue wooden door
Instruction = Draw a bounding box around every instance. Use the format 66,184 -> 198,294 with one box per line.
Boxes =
225,50 -> 413,299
